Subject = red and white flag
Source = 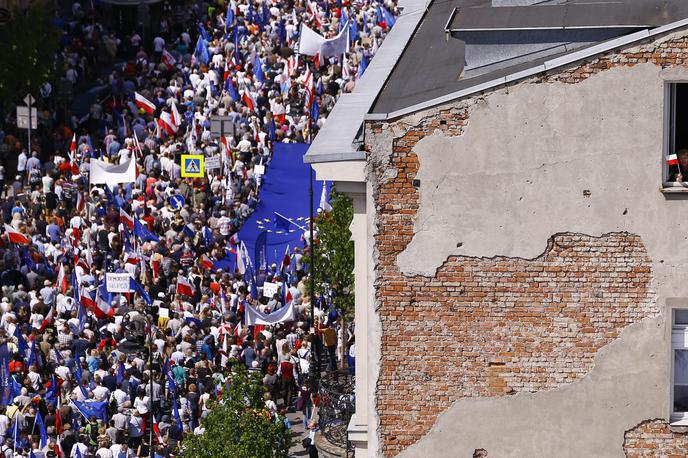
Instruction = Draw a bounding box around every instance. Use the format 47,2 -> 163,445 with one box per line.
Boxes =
95,288 -> 115,319
69,134 -> 77,153
198,254 -> 216,271
162,49 -> 176,69
135,92 -> 156,115
119,208 -> 135,230
668,153 -> 679,166
153,417 -> 162,444
241,89 -> 255,112
56,263 -> 68,293
171,101 -> 182,128
176,276 -> 194,296
159,111 -> 179,135
281,245 -> 291,271
4,224 -> 29,244
80,290 -> 97,311
39,307 -> 54,333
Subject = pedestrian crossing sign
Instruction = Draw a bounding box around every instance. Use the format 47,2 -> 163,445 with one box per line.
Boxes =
181,154 -> 204,178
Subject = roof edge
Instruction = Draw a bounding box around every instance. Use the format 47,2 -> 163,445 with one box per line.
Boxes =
368,17 -> 688,122
303,0 -> 432,164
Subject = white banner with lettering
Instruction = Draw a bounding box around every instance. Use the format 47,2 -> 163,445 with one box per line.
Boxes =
106,273 -> 133,293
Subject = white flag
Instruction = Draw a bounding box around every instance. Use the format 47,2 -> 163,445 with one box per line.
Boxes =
298,23 -> 350,57
319,181 -> 332,212
89,158 -> 136,189
318,24 -> 349,58
244,302 -> 295,326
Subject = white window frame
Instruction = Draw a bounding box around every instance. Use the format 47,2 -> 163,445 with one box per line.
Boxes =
671,309 -> 688,424
663,82 -> 688,190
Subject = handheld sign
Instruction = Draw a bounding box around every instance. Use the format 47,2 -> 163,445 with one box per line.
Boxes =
106,273 -> 133,293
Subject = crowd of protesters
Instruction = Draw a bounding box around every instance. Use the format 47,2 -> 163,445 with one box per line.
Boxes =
0,0 -> 392,455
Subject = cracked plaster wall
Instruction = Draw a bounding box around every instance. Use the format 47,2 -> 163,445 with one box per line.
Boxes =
370,60 -> 688,455
398,62 -> 688,299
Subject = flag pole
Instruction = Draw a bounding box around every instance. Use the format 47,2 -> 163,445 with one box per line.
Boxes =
307,56 -> 316,333
273,211 -> 307,231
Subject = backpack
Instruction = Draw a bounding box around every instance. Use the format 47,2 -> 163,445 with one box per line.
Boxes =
280,360 -> 295,382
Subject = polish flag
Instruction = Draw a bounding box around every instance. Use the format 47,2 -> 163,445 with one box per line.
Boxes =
95,289 -> 115,319
69,134 -> 77,153
176,276 -> 194,296
56,264 -> 68,293
124,251 -> 141,265
119,208 -> 135,230
153,417 -> 162,444
75,255 -> 90,273
38,307 -> 54,333
198,254 -> 216,271
75,191 -> 85,213
55,402 -> 63,434
241,89 -> 255,112
80,291 -> 98,311
281,245 -> 291,271
135,92 -> 156,115
668,153 -> 679,166
4,224 -> 29,244
159,111 -> 178,135
223,61 -> 230,83
171,102 -> 182,128
162,49 -> 176,69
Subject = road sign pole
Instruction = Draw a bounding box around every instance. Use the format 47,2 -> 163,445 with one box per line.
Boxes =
26,96 -> 32,155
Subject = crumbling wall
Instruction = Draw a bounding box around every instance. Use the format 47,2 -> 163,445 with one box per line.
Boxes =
367,28 -> 688,458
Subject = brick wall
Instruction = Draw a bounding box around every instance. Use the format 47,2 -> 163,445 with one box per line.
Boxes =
367,27 -> 688,457
624,420 -> 688,457
369,111 -> 658,456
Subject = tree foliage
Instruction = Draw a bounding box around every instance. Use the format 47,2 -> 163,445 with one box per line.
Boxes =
180,364 -> 291,458
312,189 -> 355,319
0,2 -> 61,104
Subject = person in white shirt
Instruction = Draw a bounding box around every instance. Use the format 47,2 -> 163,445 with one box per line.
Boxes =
71,441 -> 88,458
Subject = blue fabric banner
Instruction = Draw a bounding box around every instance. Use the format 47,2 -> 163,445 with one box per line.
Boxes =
235,143 -> 326,269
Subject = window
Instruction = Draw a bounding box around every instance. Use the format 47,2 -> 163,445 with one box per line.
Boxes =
671,309 -> 688,423
664,84 -> 688,186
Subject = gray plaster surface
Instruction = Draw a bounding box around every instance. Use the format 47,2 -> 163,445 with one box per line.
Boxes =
397,316 -> 668,458
396,63 -> 688,302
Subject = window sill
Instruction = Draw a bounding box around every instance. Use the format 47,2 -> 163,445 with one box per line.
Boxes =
661,183 -> 688,193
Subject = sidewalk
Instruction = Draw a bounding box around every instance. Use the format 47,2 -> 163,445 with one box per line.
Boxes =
287,408 -> 318,457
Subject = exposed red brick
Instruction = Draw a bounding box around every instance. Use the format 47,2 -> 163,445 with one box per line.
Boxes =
623,420 -> 688,457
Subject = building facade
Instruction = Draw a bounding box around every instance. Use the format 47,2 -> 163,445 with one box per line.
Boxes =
307,1 -> 688,456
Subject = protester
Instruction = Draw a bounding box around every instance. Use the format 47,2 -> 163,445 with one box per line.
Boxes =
0,0 -> 396,455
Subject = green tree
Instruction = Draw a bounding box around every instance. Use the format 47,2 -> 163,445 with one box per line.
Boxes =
0,2 -> 60,105
180,364 -> 291,458
310,189 -> 355,320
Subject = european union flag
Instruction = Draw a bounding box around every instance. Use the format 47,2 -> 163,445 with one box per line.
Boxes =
311,99 -> 319,122
254,55 -> 264,83
72,400 -> 108,422
116,362 -> 125,385
382,7 -> 396,28
273,212 -> 292,231
225,78 -> 240,101
14,326 -> 28,357
35,411 -> 48,448
130,278 -> 152,305
134,219 -> 160,243
197,23 -> 211,42
226,5 -> 234,30
195,36 -> 209,65
358,53 -> 369,79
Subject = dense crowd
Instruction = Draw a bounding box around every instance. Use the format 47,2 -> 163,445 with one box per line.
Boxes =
0,0 -> 393,456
